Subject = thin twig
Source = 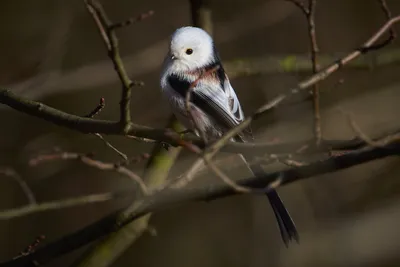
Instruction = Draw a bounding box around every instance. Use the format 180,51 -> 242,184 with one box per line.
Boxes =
284,0 -> 309,16
13,235 -> 46,259
165,130 -> 202,154
84,0 -> 142,128
85,97 -> 105,118
0,168 -> 36,205
118,153 -> 151,166
337,107 -> 385,147
203,157 -> 251,193
307,0 -> 322,145
173,94 -> 282,188
29,152 -> 149,195
366,0 -> 396,50
0,192 -> 121,220
93,133 -> 128,162
0,16 -> 399,152
286,0 -> 321,144
5,136 -> 399,267
110,10 -> 154,29
0,85 -> 398,155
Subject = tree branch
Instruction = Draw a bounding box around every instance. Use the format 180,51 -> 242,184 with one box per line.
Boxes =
29,151 -> 148,195
223,48 -> 400,76
0,192 -> 126,220
84,0 -> 145,129
3,135 -> 399,267
0,15 -> 399,155
71,118 -> 183,267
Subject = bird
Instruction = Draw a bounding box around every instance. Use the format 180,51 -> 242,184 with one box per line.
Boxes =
160,26 -> 298,246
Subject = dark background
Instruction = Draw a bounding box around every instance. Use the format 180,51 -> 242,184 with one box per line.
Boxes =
1,0 -> 400,266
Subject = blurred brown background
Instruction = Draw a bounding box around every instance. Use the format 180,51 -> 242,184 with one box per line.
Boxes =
1,0 -> 400,266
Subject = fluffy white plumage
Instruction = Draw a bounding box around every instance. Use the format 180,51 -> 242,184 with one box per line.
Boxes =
160,26 -> 247,139
159,26 -> 299,246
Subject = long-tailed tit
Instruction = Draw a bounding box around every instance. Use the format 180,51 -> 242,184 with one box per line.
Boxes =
160,26 -> 298,245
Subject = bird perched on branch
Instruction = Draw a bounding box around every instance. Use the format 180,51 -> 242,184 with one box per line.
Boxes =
160,26 -> 298,246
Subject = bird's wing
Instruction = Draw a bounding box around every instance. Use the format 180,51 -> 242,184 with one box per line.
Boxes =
167,65 -> 253,140
219,75 -> 253,140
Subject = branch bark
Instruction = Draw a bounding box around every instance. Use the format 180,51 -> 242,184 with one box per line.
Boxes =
71,119 -> 183,267
0,192 -> 126,220
1,15 -> 399,154
2,135 -> 399,267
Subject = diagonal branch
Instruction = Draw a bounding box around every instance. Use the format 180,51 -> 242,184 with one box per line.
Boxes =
93,133 -> 129,162
0,191 -> 130,220
0,86 -> 399,156
0,15 -> 399,152
29,151 -> 148,195
0,15 -> 399,155
3,135 -> 399,267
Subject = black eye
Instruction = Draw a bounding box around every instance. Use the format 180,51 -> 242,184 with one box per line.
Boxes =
185,48 -> 193,55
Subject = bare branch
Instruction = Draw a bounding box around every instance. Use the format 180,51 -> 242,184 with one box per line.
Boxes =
13,235 -> 46,260
337,107 -> 388,148
288,0 -> 322,145
29,152 -> 149,195
203,156 -> 251,193
0,15 -> 399,154
93,133 -> 128,162
307,0 -> 322,145
85,97 -> 105,118
284,0 -> 309,16
0,192 -> 121,220
110,10 -> 154,29
84,0 -> 145,128
366,0 -> 396,50
190,0 -> 212,34
4,136 -> 399,267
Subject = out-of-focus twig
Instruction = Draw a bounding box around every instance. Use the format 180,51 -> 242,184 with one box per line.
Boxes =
190,0 -> 212,34
84,98 -> 129,161
29,152 -> 148,195
0,168 -> 36,205
93,133 -> 128,162
0,192 -> 121,220
1,12 -> 399,151
110,10 -> 154,29
71,118 -> 183,267
4,133 -> 400,267
337,107 -> 387,148
13,235 -> 46,260
284,0 -> 308,16
367,0 -> 396,51
203,157 -> 251,193
286,0 -> 321,144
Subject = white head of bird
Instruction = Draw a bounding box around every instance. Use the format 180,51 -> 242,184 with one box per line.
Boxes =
165,26 -> 216,72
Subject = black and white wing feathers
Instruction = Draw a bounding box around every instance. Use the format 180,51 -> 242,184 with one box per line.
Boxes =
167,62 -> 252,140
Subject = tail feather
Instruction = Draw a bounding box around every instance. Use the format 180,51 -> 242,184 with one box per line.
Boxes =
241,155 -> 299,246
266,190 -> 299,246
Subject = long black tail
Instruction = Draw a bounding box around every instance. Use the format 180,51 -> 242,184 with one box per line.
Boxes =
243,156 -> 299,246
266,189 -> 299,246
